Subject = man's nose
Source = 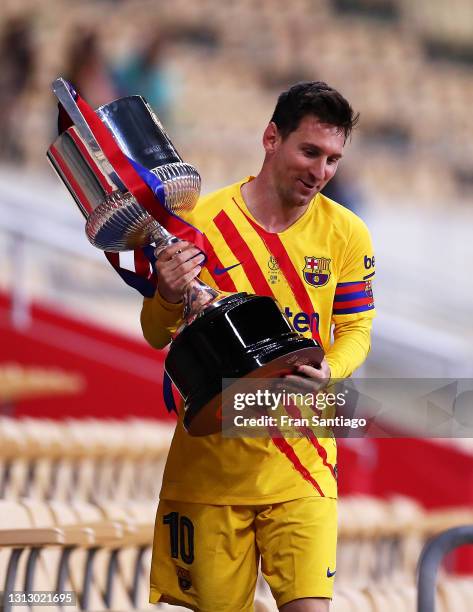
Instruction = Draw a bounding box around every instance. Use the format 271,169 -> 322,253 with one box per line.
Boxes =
310,158 -> 327,181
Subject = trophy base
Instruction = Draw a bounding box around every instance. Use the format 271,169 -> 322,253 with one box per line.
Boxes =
164,293 -> 325,436
184,346 -> 324,436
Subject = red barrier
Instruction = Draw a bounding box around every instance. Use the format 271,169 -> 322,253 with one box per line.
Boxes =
0,291 -> 174,421
338,438 -> 473,573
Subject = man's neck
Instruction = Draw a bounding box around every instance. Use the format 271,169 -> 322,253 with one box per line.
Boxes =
241,173 -> 311,233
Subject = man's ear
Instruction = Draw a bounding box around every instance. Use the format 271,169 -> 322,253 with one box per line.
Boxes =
262,122 -> 281,154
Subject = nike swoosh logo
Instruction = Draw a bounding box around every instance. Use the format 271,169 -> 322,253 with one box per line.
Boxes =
214,263 -> 242,275
327,568 -> 336,578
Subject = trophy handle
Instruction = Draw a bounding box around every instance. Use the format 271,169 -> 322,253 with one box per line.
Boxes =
53,78 -> 100,149
52,77 -> 126,192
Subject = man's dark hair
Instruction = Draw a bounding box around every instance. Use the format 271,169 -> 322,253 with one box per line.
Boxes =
270,81 -> 359,141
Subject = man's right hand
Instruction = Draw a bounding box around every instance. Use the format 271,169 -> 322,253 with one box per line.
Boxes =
154,241 -> 205,304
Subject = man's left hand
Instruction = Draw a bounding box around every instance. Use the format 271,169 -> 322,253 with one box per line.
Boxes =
283,357 -> 331,393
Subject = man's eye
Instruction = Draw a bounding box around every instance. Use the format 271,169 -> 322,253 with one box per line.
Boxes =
328,158 -> 339,165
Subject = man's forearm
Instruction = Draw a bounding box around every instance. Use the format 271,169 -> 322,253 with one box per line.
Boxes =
325,318 -> 373,380
141,291 -> 183,350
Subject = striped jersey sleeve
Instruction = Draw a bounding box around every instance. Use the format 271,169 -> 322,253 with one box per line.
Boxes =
333,215 -> 375,320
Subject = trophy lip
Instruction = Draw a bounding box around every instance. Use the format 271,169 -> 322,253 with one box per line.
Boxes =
95,95 -> 149,113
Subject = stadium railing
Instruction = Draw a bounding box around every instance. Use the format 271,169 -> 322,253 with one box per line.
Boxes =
418,525 -> 473,612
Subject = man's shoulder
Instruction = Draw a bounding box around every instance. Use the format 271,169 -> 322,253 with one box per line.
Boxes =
185,179 -> 244,227
199,181 -> 239,206
317,193 -> 371,238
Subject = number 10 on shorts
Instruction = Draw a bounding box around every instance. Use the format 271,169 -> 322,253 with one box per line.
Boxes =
163,512 -> 195,564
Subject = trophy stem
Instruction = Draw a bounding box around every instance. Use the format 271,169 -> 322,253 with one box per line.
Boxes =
182,279 -> 220,324
150,225 -> 221,326
150,223 -> 179,255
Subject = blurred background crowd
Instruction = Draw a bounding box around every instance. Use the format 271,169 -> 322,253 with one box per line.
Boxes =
2,0 -> 473,203
0,0 -> 472,374
1,1 -> 473,609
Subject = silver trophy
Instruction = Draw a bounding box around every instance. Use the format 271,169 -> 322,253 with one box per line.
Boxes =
47,78 -> 324,436
47,77 -> 220,322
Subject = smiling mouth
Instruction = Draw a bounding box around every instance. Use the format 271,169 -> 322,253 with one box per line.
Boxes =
298,178 -> 316,190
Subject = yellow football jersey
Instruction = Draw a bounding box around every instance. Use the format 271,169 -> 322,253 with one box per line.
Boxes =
141,177 -> 375,504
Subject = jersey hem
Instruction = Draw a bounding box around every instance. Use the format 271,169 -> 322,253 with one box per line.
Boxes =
277,590 -> 334,608
159,490 -> 338,505
149,587 -> 161,604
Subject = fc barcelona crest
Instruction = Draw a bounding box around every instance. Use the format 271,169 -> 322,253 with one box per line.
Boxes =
303,256 -> 331,287
176,566 -> 192,591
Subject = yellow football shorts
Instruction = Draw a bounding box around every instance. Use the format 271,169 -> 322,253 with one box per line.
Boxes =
149,496 -> 337,611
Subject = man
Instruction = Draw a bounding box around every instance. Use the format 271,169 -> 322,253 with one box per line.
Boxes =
141,81 -> 375,611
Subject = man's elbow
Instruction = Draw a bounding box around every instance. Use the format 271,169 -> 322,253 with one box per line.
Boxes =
140,302 -> 171,350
